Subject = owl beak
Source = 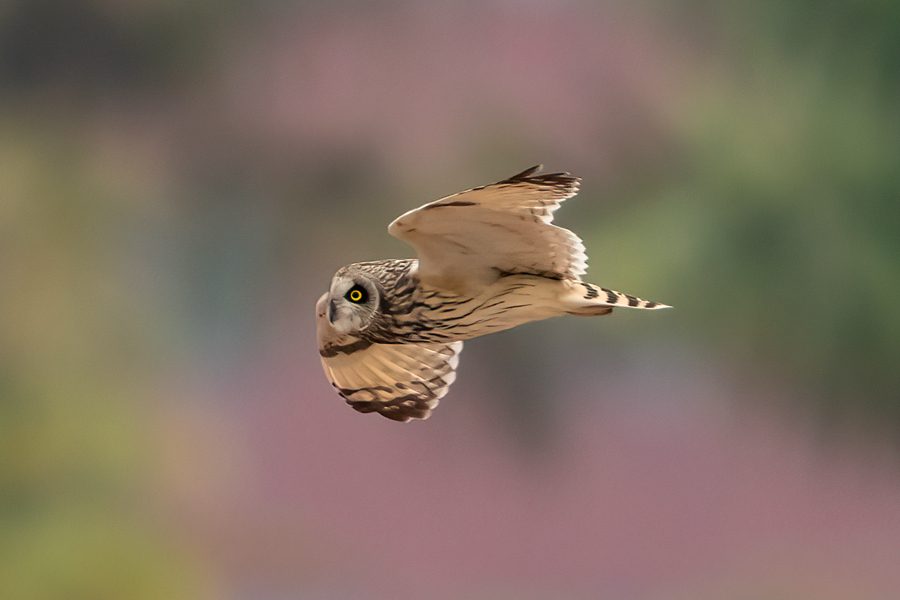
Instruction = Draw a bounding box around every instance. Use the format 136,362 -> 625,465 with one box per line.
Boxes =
328,298 -> 338,324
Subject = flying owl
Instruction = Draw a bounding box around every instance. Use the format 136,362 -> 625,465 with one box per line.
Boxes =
316,165 -> 669,422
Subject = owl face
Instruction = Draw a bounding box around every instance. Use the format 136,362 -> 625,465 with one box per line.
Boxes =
324,270 -> 380,334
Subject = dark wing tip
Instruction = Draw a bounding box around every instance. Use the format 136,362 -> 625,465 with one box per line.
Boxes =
502,165 -> 580,189
345,395 -> 433,422
506,164 -> 544,180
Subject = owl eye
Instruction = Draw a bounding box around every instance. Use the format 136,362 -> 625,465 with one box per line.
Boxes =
345,285 -> 368,304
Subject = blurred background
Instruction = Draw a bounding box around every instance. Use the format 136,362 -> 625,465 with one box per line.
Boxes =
2,1 -> 899,598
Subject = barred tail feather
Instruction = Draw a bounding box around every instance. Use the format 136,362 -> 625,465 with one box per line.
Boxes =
573,282 -> 671,311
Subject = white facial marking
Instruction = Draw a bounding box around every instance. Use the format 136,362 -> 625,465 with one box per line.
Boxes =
327,273 -> 376,334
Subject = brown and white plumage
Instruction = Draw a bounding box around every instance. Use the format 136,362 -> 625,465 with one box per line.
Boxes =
316,301 -> 462,421
317,166 -> 669,422
389,166 -> 588,293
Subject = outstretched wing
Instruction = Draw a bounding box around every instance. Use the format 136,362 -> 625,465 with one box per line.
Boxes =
320,340 -> 463,422
388,165 -> 586,294
316,295 -> 462,422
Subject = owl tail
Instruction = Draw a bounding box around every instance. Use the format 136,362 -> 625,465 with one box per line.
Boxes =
565,282 -> 671,316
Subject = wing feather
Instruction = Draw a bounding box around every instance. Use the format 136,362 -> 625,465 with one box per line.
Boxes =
388,165 -> 587,292
320,340 -> 463,422
316,294 -> 462,422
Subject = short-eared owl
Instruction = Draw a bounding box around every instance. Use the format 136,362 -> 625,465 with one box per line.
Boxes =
317,166 -> 669,421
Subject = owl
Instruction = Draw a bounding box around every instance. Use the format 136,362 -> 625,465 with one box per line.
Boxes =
316,165 -> 669,421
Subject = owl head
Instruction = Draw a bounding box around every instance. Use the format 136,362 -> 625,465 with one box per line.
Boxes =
321,266 -> 381,334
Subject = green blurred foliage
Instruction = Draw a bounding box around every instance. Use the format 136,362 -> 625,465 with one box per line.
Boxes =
0,129 -> 205,597
616,0 -> 900,426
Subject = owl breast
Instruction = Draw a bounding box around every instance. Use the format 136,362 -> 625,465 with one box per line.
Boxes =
375,273 -> 567,344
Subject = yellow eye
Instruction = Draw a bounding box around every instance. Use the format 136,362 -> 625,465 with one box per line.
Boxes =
346,286 -> 367,303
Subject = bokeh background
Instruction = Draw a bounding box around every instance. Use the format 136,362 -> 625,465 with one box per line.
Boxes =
3,1 -> 900,598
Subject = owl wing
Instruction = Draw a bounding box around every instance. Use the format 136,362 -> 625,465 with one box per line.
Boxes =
320,339 -> 463,422
317,294 -> 462,421
388,165 -> 585,293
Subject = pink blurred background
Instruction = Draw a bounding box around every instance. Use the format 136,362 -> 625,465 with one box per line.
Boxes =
3,1 -> 899,598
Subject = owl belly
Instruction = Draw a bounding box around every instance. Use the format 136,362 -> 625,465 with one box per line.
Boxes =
413,275 -> 567,341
